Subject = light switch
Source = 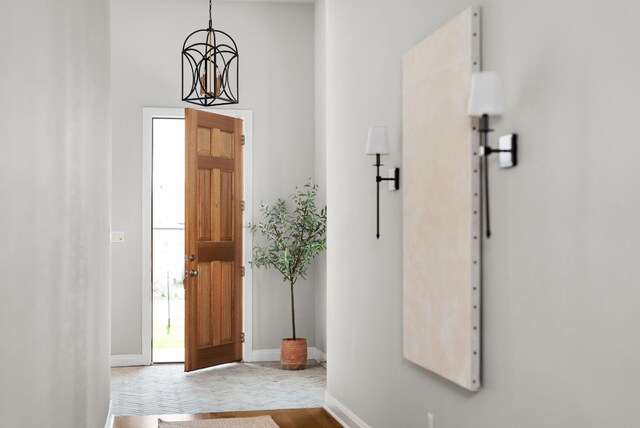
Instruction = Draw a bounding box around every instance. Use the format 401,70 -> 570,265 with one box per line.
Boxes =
110,231 -> 125,243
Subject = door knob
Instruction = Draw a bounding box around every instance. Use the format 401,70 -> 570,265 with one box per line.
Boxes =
189,269 -> 199,277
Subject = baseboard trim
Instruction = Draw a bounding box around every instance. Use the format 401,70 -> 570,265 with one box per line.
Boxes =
111,354 -> 144,367
324,391 -> 371,428
310,347 -> 326,362
245,348 -> 280,362
244,347 -> 325,363
104,400 -> 114,428
112,347 -> 324,366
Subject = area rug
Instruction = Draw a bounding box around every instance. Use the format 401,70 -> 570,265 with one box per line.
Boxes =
158,416 -> 279,428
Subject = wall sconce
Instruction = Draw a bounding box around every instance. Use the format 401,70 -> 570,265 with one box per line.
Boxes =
467,71 -> 518,238
366,126 -> 400,239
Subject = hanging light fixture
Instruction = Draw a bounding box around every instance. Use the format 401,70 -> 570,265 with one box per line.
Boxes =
182,0 -> 239,106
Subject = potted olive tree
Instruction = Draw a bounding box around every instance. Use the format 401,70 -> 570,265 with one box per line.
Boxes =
250,181 -> 327,370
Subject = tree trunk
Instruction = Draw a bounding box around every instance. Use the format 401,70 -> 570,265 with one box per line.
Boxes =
290,281 -> 296,340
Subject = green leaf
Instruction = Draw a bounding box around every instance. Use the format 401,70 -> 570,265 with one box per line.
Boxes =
250,179 -> 327,287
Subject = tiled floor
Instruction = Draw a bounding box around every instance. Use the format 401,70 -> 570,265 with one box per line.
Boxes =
111,361 -> 326,416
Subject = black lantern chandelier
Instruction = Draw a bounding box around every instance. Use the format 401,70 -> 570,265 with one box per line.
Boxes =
182,0 -> 239,106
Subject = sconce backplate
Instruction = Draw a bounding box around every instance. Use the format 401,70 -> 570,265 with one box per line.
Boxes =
498,133 -> 517,168
388,168 -> 400,191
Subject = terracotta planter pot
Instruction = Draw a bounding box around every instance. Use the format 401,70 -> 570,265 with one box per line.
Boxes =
280,338 -> 307,370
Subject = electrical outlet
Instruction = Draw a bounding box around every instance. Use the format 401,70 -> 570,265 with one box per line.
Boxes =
427,413 -> 434,428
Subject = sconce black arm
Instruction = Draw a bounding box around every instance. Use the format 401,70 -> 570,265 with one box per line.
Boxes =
373,154 -> 400,239
479,117 -> 493,239
480,145 -> 515,157
477,114 -> 518,239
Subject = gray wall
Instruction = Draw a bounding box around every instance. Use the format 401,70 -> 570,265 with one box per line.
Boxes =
0,0 -> 111,426
111,0 -> 317,355
325,0 -> 640,427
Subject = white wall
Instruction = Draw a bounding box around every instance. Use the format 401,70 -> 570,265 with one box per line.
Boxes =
325,0 -> 640,427
0,0 -> 112,426
314,0 -> 327,355
111,0 -> 317,356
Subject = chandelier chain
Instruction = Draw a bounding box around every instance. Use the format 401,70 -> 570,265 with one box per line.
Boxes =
209,0 -> 213,28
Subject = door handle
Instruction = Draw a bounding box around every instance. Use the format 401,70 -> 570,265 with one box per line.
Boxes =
189,269 -> 199,277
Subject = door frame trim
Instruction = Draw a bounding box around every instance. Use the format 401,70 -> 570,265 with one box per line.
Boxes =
142,107 -> 254,365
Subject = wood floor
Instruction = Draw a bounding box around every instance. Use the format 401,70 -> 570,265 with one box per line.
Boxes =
113,407 -> 342,428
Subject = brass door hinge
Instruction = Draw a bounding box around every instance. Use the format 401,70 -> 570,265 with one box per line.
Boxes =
241,266 -> 245,277
241,200 -> 245,211
241,135 -> 245,145
241,332 -> 245,343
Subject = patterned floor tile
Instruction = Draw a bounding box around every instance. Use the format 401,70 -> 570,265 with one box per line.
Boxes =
111,361 -> 326,416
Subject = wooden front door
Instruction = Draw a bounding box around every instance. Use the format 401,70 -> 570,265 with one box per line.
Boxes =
184,108 -> 243,372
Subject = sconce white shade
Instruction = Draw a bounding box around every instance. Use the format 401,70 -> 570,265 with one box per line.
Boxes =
366,126 -> 390,155
467,71 -> 505,117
